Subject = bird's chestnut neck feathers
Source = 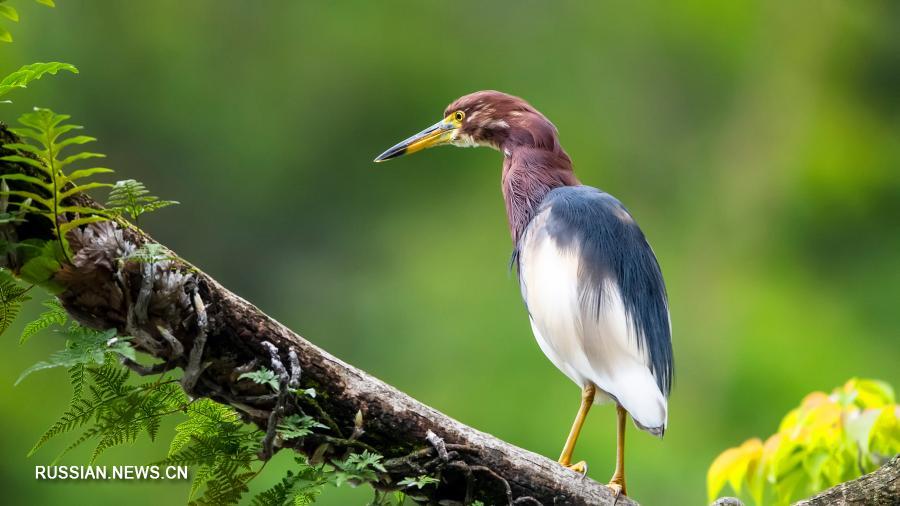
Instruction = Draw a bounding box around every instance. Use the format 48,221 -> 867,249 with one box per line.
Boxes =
502,146 -> 579,244
445,91 -> 579,243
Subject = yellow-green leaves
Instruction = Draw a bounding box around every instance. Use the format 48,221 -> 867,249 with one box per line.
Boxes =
708,378 -> 899,505
0,62 -> 77,103
707,438 -> 762,502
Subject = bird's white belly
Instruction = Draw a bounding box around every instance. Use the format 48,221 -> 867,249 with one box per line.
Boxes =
518,213 -> 667,430
520,238 -> 595,388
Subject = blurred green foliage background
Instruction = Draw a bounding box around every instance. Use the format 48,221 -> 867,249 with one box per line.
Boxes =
1,1 -> 897,504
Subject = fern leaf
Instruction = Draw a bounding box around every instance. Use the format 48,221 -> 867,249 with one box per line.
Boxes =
19,298 -> 67,344
68,363 -> 85,402
0,62 -> 77,100
238,367 -> 279,391
1,172 -> 52,189
2,108 -> 112,253
67,167 -> 114,181
0,270 -> 31,335
15,326 -> 130,384
106,179 -> 178,223
53,135 -> 96,151
57,151 -> 104,169
190,465 -> 214,500
29,397 -> 96,456
58,182 -> 112,200
0,154 -> 48,172
59,216 -> 109,235
277,415 -> 327,441
120,243 -> 176,265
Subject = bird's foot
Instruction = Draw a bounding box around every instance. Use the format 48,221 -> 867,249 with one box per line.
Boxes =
607,475 -> 626,498
561,460 -> 588,475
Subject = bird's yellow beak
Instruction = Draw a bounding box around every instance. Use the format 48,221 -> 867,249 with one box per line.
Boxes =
374,114 -> 461,162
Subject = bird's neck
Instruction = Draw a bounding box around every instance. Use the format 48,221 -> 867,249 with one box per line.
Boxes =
501,145 -> 579,244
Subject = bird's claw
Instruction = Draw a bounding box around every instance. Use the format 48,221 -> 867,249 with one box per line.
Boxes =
564,460 -> 588,476
606,477 -> 626,501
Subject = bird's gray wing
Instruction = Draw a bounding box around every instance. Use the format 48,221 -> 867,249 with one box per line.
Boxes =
515,186 -> 673,432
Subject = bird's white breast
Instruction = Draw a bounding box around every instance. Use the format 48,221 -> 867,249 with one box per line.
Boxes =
518,209 -> 668,432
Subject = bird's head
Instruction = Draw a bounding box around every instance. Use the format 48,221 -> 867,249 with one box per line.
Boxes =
374,90 -> 560,162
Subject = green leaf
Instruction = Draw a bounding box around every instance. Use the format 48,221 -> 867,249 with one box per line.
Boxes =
397,475 -> 439,489
15,326 -> 128,384
4,107 -> 112,249
57,151 -> 104,169
162,399 -> 262,505
0,25 -> 12,43
332,450 -> 387,487
1,142 -> 44,156
58,181 -> 113,200
19,298 -> 67,344
0,4 -> 19,22
67,167 -> 114,181
19,250 -> 60,285
238,367 -> 279,391
34,0 -> 57,7
276,414 -> 327,441
0,62 -> 77,99
59,216 -> 110,236
106,179 -> 178,222
2,173 -> 52,189
1,153 -> 50,172
0,270 -> 31,335
119,243 -> 176,265
54,135 -> 96,151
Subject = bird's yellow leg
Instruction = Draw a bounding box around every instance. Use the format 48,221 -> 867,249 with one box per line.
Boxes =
608,403 -> 628,496
558,382 -> 596,473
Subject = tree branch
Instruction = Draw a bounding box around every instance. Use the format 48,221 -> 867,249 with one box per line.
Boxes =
0,124 -> 631,505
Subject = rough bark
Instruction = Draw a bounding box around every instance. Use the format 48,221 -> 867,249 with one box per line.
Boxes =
0,124 -> 632,505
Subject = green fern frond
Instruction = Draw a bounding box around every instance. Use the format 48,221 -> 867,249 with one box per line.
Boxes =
30,396 -> 98,456
238,367 -> 279,391
191,467 -> 256,506
106,179 -> 178,224
252,459 -> 328,506
120,243 -> 176,265
397,474 -> 440,490
332,450 -> 387,487
87,358 -> 133,396
0,107 -> 113,262
19,297 -> 66,344
30,356 -> 188,461
0,62 -> 75,99
0,269 -> 31,335
15,325 -> 131,385
277,414 -> 327,441
68,363 -> 85,402
161,398 -> 263,505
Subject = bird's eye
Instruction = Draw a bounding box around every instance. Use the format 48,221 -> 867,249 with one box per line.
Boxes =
454,111 -> 465,122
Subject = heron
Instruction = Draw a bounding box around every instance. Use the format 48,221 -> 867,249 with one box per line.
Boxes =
374,90 -> 673,496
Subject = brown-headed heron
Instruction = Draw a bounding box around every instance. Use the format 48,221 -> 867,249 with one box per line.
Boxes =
375,90 -> 673,496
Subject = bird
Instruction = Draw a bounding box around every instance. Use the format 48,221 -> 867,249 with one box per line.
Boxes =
374,90 -> 673,496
